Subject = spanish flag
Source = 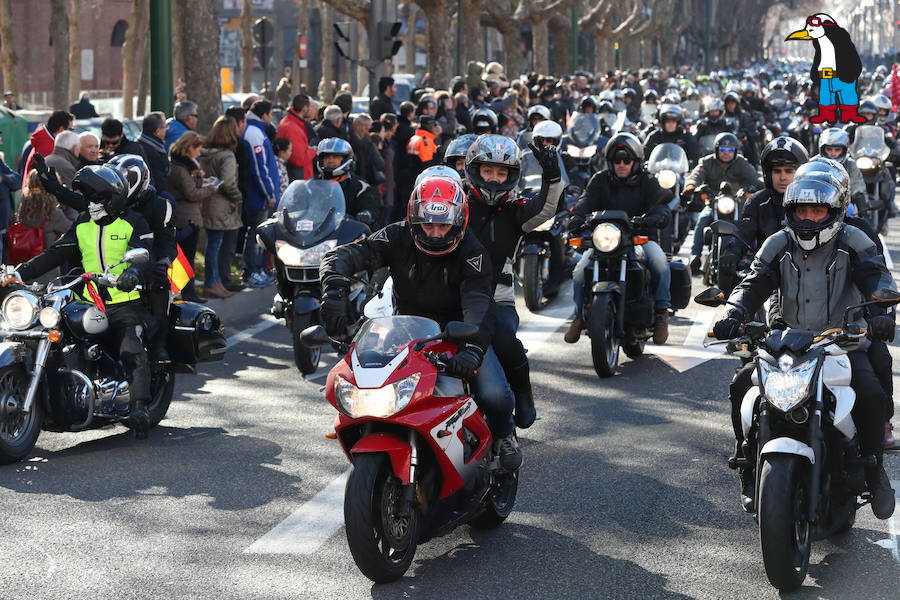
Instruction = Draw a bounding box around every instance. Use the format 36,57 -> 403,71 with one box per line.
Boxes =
167,244 -> 194,294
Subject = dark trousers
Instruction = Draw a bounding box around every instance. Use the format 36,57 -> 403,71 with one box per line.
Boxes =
729,350 -> 886,462
492,302 -> 528,374
869,339 -> 894,420
179,227 -> 200,297
104,302 -> 151,403
219,229 -> 239,285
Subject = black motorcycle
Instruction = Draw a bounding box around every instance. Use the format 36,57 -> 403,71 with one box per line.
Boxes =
647,143 -> 691,255
570,210 -> 691,377
850,125 -> 894,234
700,182 -> 741,288
696,286 -> 900,592
257,179 -> 370,375
0,248 -> 226,464
562,112 -> 605,190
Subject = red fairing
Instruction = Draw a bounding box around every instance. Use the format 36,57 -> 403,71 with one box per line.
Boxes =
350,432 -> 412,485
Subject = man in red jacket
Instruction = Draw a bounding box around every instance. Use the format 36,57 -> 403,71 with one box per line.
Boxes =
275,94 -> 317,181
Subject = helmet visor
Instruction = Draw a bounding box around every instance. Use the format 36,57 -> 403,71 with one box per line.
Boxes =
784,179 -> 842,207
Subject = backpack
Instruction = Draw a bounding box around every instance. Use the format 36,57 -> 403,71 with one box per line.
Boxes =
7,220 -> 45,265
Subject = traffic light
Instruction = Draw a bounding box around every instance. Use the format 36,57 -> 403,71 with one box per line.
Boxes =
374,21 -> 403,61
334,22 -> 353,60
253,17 -> 275,67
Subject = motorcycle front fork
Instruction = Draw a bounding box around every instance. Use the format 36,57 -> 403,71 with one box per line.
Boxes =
398,430 -> 418,516
23,337 -> 51,413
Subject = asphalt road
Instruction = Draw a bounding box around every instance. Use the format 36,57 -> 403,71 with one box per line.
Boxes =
1,229 -> 899,599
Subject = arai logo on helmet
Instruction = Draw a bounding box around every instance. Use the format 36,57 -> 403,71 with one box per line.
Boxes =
423,201 -> 449,216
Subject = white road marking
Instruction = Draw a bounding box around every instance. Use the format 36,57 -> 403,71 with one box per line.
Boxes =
886,480 -> 900,563
244,470 -> 350,555
226,314 -> 280,348
650,310 -> 725,372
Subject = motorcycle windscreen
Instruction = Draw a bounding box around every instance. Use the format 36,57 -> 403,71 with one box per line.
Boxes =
697,134 -> 716,155
278,179 -> 346,247
647,143 -> 689,174
849,125 -> 890,161
569,112 -> 601,147
353,316 -> 441,368
517,151 -> 569,192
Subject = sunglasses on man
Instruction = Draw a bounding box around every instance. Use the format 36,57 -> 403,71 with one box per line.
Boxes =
612,158 -> 634,165
718,146 -> 736,153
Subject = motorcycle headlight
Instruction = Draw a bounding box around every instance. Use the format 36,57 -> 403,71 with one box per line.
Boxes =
717,195 -> 736,215
335,373 -> 420,418
592,222 -> 622,252
656,169 -> 677,189
856,156 -> 877,171
276,239 -> 337,267
2,292 -> 38,330
39,307 -> 60,328
759,357 -> 818,412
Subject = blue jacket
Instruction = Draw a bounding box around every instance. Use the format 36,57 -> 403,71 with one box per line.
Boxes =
243,115 -> 280,211
164,118 -> 190,151
0,158 -> 22,232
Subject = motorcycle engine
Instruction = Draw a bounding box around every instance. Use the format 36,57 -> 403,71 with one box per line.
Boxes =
96,378 -> 131,415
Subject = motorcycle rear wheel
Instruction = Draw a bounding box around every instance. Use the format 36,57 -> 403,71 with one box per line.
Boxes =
522,254 -> 547,312
147,366 -> 174,427
345,453 -> 419,584
758,455 -> 811,592
0,365 -> 41,464
589,294 -> 619,378
470,469 -> 519,529
290,312 -> 321,375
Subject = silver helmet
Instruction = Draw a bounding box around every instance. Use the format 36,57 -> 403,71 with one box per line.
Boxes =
818,127 -> 850,163
464,134 -> 521,206
783,159 -> 848,251
315,138 -> 354,179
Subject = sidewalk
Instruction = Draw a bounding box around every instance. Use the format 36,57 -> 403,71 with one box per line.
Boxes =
199,284 -> 275,333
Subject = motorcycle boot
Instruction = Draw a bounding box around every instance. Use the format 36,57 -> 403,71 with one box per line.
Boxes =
564,317 -> 584,343
885,422 -> 899,450
866,464 -> 896,519
653,310 -> 669,344
495,434 -> 523,471
508,361 -> 536,429
127,400 -> 150,439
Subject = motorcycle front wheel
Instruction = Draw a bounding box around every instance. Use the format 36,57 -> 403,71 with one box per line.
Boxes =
522,254 -> 547,312
588,294 -> 619,378
758,454 -> 811,592
290,312 -> 322,375
0,364 -> 42,464
345,453 -> 419,584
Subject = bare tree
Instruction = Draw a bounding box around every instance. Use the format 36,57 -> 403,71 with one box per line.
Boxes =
400,2 -> 417,74
241,0 -> 253,92
172,0 -> 185,87
414,0 -> 451,89
514,0 -> 577,75
460,0 -> 486,67
50,0 -> 70,110
0,0 -> 17,96
68,0 -> 81,105
291,0 -> 305,96
122,0 -> 147,118
482,0 -> 522,77
182,0 -> 222,132
322,0 -> 370,28
318,3 -> 335,102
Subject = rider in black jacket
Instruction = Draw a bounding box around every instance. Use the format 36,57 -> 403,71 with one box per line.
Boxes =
314,138 -> 381,227
319,176 -> 522,470
643,103 -> 700,166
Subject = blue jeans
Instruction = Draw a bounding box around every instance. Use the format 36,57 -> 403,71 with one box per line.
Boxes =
243,209 -> 269,275
205,229 -> 224,287
471,346 -> 515,438
691,206 -> 714,257
492,302 -> 527,373
818,77 -> 859,106
572,241 -> 672,317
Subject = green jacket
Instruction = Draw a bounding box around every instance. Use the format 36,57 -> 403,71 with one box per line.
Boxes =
18,210 -> 153,305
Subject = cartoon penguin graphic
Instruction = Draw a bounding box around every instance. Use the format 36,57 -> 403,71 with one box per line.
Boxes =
786,13 -> 865,124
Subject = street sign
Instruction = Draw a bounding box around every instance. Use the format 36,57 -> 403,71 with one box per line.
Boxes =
298,34 -> 308,59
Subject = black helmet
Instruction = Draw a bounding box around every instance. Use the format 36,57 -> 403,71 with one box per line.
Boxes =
106,153 -> 150,205
73,165 -> 129,224
723,91 -> 740,106
858,100 -> 878,118
444,134 -> 478,175
643,89 -> 659,103
314,138 -> 354,179
597,100 -> 614,114
623,87 -> 637,100
471,108 -> 498,134
714,132 -> 740,162
604,132 -> 643,180
760,136 -> 808,189
579,96 -> 598,113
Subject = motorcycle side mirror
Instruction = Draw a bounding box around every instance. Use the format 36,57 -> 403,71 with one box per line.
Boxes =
444,321 -> 479,342
694,287 -> 727,307
709,220 -> 738,237
871,288 -> 900,307
300,325 -> 332,347
719,181 -> 733,195
123,248 -> 150,264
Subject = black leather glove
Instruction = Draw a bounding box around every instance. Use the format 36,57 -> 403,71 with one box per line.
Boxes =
445,345 -> 484,380
355,210 -> 373,226
528,142 -> 561,183
32,153 -> 62,194
116,267 -> 141,293
631,216 -> 647,228
713,317 -> 742,340
152,261 -> 170,285
868,314 -> 895,342
321,289 -> 349,337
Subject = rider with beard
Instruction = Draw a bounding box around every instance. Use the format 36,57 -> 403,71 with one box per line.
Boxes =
713,159 -> 896,520
643,103 -> 701,165
13,165 -> 155,438
685,132 -> 762,275
463,134 -> 563,429
319,176 -> 523,470
564,133 -> 672,345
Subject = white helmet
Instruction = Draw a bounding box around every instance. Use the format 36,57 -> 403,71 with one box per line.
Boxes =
532,120 -> 563,147
415,165 -> 462,188
526,105 -> 551,122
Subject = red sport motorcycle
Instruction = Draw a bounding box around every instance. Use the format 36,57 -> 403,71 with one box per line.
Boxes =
301,315 -> 519,583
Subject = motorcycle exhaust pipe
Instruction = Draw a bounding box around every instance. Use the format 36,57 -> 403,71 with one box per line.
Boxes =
59,368 -> 96,431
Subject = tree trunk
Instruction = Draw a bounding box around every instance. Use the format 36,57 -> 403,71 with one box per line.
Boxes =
241,0 -> 253,92
0,0 -> 17,95
291,0 -> 304,96
356,23 -> 367,95
68,0 -> 81,104
462,3 -> 484,67
137,39 -> 150,116
530,17 -> 549,75
182,0 -> 222,133
172,0 -> 185,86
50,0 -> 69,110
402,3 -> 417,74
418,0 -> 451,90
318,5 -> 334,103
549,17 -> 569,76
122,0 -> 146,119
499,27 -> 521,79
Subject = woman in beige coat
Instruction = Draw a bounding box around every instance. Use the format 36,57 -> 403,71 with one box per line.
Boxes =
200,116 -> 244,298
168,131 -> 216,303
